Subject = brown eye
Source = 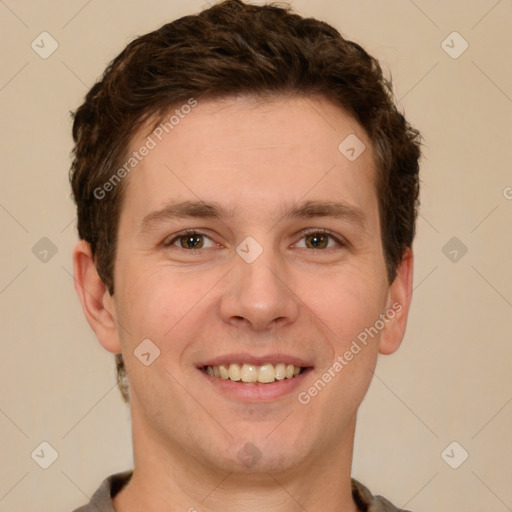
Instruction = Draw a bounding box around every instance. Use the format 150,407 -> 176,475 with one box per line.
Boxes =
178,233 -> 204,249
295,230 -> 342,250
164,231 -> 215,250
304,232 -> 330,249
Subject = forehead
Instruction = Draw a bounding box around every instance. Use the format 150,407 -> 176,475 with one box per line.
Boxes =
119,95 -> 379,231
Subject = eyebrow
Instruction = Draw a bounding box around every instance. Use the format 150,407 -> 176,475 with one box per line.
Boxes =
140,201 -> 235,233
280,200 -> 367,229
139,199 -> 367,233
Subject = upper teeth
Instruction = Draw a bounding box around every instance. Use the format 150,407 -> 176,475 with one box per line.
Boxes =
205,363 -> 302,384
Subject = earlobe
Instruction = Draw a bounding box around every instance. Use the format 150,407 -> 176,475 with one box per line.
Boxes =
379,248 -> 414,355
72,240 -> 122,354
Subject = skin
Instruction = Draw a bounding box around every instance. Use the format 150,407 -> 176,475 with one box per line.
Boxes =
73,94 -> 413,512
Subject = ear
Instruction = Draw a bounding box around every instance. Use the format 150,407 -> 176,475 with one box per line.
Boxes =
72,240 -> 121,354
379,248 -> 414,355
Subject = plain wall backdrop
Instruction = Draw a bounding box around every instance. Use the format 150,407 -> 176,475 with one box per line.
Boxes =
1,1 -> 511,510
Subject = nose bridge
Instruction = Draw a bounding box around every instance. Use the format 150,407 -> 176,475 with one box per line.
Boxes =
220,239 -> 299,330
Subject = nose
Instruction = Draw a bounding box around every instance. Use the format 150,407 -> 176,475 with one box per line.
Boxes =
219,244 -> 300,332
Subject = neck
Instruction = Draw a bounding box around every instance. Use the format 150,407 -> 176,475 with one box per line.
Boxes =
113,408 -> 359,512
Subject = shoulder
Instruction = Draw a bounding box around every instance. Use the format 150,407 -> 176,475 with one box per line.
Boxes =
70,471 -> 133,512
351,479 -> 414,512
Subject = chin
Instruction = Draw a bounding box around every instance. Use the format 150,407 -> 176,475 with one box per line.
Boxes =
216,431 -> 308,474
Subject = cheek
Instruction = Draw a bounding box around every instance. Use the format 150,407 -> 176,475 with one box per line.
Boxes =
114,264 -> 214,344
309,269 -> 387,344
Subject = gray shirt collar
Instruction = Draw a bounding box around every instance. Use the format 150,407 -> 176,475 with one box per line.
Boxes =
72,471 -> 412,512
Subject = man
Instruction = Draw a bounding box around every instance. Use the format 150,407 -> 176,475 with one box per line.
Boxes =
70,1 -> 421,510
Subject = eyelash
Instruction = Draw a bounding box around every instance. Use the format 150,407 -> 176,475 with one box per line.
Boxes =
162,228 -> 346,251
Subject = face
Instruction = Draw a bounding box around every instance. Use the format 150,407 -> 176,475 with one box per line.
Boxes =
92,95 -> 411,475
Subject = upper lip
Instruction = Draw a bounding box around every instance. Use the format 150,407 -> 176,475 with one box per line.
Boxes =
197,353 -> 313,368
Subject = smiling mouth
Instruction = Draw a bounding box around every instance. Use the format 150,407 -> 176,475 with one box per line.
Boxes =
201,363 -> 307,384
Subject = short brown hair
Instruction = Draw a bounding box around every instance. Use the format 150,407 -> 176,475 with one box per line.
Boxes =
70,0 -> 421,403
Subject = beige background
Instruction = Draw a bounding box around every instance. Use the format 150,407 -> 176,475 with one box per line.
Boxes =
1,0 -> 511,510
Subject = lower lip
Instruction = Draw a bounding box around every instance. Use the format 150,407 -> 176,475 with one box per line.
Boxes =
199,368 -> 313,402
